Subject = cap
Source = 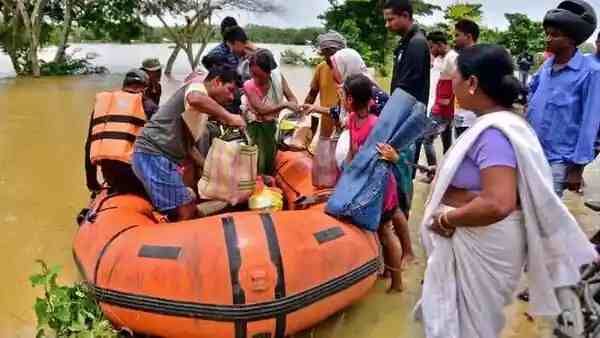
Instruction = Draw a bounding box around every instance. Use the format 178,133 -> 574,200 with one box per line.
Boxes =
141,58 -> 162,72
123,69 -> 149,86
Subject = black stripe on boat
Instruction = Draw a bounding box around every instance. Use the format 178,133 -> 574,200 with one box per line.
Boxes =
222,217 -> 247,338
72,250 -> 88,281
138,245 -> 181,260
94,225 -> 140,284
314,227 -> 345,245
91,115 -> 146,127
260,213 -> 286,338
90,258 -> 378,321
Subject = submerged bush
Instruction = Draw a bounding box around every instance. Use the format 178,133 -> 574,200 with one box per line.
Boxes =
30,260 -> 119,338
40,57 -> 109,76
280,48 -> 322,67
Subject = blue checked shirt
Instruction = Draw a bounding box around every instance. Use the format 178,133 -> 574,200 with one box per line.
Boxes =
202,42 -> 240,70
527,50 -> 600,165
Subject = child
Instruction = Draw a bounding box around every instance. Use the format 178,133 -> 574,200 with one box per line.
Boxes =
342,74 -> 404,292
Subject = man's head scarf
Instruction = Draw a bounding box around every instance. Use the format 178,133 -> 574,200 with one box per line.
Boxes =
318,31 -> 347,52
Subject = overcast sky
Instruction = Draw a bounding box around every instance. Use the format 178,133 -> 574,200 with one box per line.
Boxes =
222,0 -> 600,35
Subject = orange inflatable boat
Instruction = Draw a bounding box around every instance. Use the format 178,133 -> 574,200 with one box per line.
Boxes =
73,151 -> 379,338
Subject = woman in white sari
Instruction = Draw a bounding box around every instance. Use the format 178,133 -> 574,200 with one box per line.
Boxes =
416,44 -> 597,338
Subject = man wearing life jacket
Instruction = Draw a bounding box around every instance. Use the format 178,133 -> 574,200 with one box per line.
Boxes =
85,69 -> 158,194
132,65 -> 245,222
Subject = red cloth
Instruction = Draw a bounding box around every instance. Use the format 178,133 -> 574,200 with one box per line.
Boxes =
431,79 -> 455,119
348,112 -> 398,213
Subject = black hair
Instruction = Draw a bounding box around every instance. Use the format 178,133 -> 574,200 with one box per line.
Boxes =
597,31 -> 600,41
455,19 -> 480,42
205,65 -> 238,84
427,31 -> 448,44
457,44 -> 522,108
224,26 -> 248,44
221,16 -> 238,37
250,49 -> 278,73
343,74 -> 373,109
384,0 -> 413,19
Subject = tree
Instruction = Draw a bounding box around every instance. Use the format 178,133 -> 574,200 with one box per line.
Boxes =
320,0 -> 440,74
479,27 -> 502,44
142,0 -> 280,75
14,0 -> 49,77
0,1 -> 28,74
444,2 -> 483,24
76,0 -> 145,43
52,0 -> 146,63
52,0 -> 70,62
498,13 -> 545,55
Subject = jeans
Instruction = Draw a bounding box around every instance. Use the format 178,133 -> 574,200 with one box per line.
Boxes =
422,116 -> 453,166
551,162 -> 568,198
519,70 -> 529,88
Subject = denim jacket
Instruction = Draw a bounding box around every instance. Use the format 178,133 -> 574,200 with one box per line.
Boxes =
326,89 -> 431,231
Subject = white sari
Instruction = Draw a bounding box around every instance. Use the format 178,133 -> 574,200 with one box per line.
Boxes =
415,111 -> 597,338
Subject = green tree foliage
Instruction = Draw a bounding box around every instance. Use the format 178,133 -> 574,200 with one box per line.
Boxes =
245,25 -> 324,45
444,2 -> 483,24
498,13 -> 545,55
479,27 -> 503,44
320,0 -> 439,73
75,0 -> 145,43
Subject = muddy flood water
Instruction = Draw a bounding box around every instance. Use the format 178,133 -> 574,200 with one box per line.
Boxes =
2,43 -> 600,338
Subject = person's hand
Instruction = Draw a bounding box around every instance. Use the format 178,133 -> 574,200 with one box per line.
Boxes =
566,165 -> 584,193
377,143 -> 399,163
424,165 -> 437,180
225,114 -> 246,128
285,102 -> 299,112
429,212 -> 456,238
300,104 -> 316,115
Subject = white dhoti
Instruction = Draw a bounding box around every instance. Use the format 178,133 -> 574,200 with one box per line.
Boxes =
419,206 -> 526,338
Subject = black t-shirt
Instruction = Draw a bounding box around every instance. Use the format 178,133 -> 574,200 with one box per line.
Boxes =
390,25 -> 431,106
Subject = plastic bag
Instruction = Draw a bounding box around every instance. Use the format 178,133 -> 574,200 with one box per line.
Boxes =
198,138 -> 258,205
312,136 -> 340,189
249,187 -> 284,212
335,130 -> 350,169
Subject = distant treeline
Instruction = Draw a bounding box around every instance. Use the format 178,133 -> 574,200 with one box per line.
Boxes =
61,24 -> 324,46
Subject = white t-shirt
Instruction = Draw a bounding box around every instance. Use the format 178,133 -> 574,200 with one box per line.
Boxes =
439,49 -> 458,80
449,50 -> 476,128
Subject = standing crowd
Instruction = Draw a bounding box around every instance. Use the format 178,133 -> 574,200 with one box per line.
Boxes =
84,0 -> 600,337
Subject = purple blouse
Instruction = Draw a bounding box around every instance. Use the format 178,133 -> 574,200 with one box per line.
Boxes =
450,128 -> 517,192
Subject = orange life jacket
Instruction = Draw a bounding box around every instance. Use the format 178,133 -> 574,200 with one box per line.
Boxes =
89,91 -> 146,165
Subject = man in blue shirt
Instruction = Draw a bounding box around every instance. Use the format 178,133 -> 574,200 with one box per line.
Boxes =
527,0 -> 600,197
202,26 -> 250,71
588,32 -> 600,66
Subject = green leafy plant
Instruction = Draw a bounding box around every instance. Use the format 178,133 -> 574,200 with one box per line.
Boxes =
30,260 -> 119,338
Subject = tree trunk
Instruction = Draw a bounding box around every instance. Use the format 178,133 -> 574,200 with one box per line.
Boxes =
16,0 -> 47,77
7,49 -> 22,75
29,33 -> 40,76
183,44 -> 195,72
53,0 -> 72,63
164,45 -> 181,76
192,41 -> 209,70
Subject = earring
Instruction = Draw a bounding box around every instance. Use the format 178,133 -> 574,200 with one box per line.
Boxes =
469,89 -> 476,95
